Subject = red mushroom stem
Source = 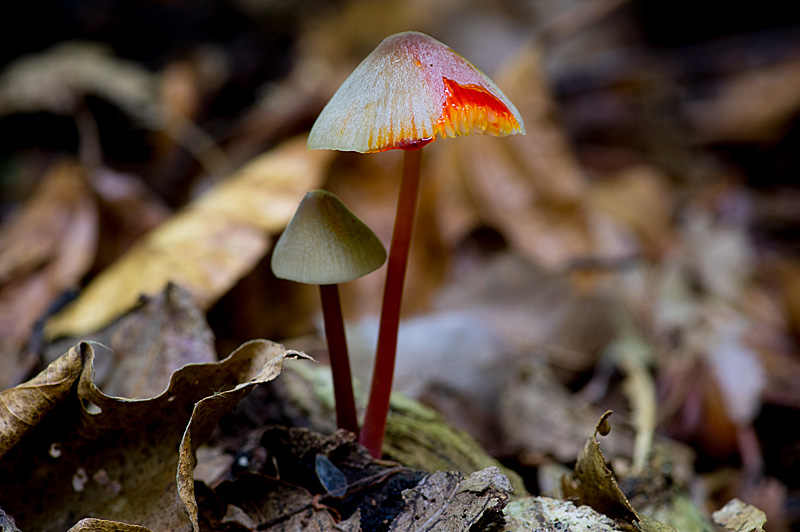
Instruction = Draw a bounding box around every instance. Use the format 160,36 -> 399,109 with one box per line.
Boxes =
319,283 -> 360,434
360,148 -> 423,457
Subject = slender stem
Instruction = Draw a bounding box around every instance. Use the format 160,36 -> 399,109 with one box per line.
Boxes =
319,283 -> 359,434
360,148 -> 423,457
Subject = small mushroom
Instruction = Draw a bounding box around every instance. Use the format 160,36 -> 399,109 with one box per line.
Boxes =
308,31 -> 525,457
271,190 -> 386,434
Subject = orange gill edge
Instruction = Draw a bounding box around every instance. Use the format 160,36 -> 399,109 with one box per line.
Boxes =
366,77 -> 519,153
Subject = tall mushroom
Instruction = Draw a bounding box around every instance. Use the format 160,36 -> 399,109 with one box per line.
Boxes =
271,189 -> 386,434
308,31 -> 525,456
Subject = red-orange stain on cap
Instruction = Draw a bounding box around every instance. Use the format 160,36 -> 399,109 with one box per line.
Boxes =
435,77 -> 521,138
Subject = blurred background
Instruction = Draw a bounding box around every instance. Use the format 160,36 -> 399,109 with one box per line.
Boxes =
2,0 -> 800,529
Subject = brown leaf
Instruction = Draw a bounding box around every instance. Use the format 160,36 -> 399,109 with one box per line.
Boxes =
0,41 -> 156,117
562,412 -> 640,523
712,499 -> 767,532
500,362 -> 634,465
89,167 -> 171,270
561,412 -> 677,532
588,165 -> 675,259
46,283 -> 217,399
0,329 -> 86,459
213,473 -> 338,532
45,136 -> 333,338
68,518 -> 155,532
177,345 -> 313,532
0,340 -> 306,531
388,467 -> 511,532
686,54 -> 800,144
0,160 -> 97,388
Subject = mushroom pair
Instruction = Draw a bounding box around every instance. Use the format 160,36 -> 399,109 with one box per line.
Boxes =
277,31 -> 525,457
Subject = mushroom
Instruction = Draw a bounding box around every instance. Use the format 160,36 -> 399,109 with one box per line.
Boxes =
308,31 -> 525,456
271,189 -> 386,434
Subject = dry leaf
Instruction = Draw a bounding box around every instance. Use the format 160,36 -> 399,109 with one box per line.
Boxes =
0,41 -> 156,117
68,518 -> 154,532
500,361 -> 633,464
434,252 -> 615,371
588,165 -> 674,258
0,345 -> 85,459
212,473 -> 341,532
562,411 -> 641,524
45,136 -> 333,338
712,499 -> 767,532
196,424 -> 422,531
449,133 -> 593,270
0,340 -> 306,531
46,283 -> 217,399
686,54 -> 800,144
495,43 -> 587,206
0,160 -> 97,388
561,412 -> 677,532
388,467 -> 511,532
89,166 -> 171,269
177,348 -> 313,532
102,283 -> 215,398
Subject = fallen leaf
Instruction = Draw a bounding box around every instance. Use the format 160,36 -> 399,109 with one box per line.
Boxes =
0,345 -> 85,458
177,349 -> 313,532
211,467 -> 365,531
0,41 -> 156,117
712,499 -> 767,532
89,166 -> 171,271
500,361 -> 633,464
46,283 -> 217,399
562,412 -> 641,523
449,133 -> 593,270
68,518 -> 154,532
0,160 -> 97,388
212,472 -> 337,532
588,165 -> 674,259
45,136 -> 333,338
561,412 -> 677,532
682,204 -> 755,304
495,43 -> 588,206
0,340 -> 307,531
388,467 -> 511,532
686,54 -> 800,144
102,283 -> 216,398
194,424 -> 424,531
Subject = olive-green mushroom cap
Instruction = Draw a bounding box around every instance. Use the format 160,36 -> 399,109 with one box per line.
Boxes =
271,190 -> 387,285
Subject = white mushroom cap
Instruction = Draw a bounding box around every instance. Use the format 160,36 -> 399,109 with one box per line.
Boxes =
308,31 -> 525,154
271,190 -> 386,284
